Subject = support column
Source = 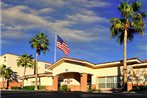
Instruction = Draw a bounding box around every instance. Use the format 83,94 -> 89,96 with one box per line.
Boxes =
80,73 -> 87,92
127,82 -> 132,92
91,75 -> 96,89
53,76 -> 58,91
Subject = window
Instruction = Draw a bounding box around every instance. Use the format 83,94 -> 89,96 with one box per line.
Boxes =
45,64 -> 49,69
107,77 -> 114,88
145,76 -> 147,81
4,56 -> 6,62
31,81 -> 39,85
145,76 -> 147,86
98,78 -> 105,88
45,71 -> 50,73
98,76 -> 121,88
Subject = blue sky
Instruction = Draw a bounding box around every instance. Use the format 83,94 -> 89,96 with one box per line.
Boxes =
1,0 -> 147,64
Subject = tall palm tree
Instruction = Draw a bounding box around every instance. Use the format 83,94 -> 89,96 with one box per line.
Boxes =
17,53 -> 34,88
0,65 -> 18,89
29,32 -> 49,90
110,0 -> 146,90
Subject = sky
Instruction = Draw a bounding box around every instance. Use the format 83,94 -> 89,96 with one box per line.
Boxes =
1,0 -> 147,64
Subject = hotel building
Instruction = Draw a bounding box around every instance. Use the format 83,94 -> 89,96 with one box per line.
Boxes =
0,53 -> 147,91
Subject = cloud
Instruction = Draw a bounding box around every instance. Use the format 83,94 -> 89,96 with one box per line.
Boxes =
18,0 -> 67,8
8,0 -> 109,9
1,24 -> 30,40
70,0 -> 110,8
2,6 -> 49,25
36,8 -> 54,15
67,10 -> 108,23
0,40 -> 14,46
54,28 -> 99,42
1,5 -> 51,40
1,1 -> 12,8
1,5 -> 53,36
1,30 -> 30,40
1,1 -> 110,43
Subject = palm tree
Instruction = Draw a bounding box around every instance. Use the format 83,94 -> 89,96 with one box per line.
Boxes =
5,67 -> 18,89
0,65 -> 7,89
0,65 -> 18,89
110,0 -> 146,90
29,32 -> 49,90
17,53 -> 34,88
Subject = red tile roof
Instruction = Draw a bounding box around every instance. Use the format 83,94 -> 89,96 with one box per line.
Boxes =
142,60 -> 147,63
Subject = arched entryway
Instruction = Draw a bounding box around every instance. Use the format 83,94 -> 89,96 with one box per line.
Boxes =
53,72 -> 92,91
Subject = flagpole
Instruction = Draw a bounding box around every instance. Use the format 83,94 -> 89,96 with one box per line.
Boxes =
54,34 -> 57,63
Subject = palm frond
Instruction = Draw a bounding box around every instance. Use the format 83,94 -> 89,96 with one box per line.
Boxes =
17,53 -> 34,68
140,12 -> 147,18
131,2 -> 142,12
110,1 -> 146,45
110,18 -> 124,38
117,2 -> 133,18
30,32 -> 49,55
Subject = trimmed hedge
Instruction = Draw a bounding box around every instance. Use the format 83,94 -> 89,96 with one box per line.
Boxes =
131,86 -> 147,92
22,86 -> 35,90
11,87 -> 21,90
11,86 -> 45,90
39,86 -> 45,90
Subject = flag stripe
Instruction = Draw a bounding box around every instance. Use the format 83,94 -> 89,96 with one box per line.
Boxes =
57,35 -> 70,55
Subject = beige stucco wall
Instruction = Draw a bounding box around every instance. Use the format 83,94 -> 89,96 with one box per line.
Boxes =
0,54 -> 51,76
38,61 -> 52,73
53,62 -> 94,76
0,54 -> 34,77
24,77 -> 52,86
0,54 -> 51,85
92,67 -> 119,85
24,78 -> 35,86
133,68 -> 147,72
0,56 -> 2,65
40,77 -> 53,86
94,67 -> 119,77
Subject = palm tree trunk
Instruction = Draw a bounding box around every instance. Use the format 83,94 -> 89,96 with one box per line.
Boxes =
123,24 -> 128,90
2,77 -> 5,89
35,51 -> 38,90
22,66 -> 26,88
6,80 -> 9,89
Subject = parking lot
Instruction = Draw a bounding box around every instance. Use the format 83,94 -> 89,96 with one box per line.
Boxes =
1,90 -> 147,98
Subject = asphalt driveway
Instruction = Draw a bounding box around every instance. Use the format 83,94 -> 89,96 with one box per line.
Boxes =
1,90 -> 147,98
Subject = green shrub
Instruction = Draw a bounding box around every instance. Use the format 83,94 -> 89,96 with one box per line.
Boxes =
97,89 -> 102,93
87,86 -> 96,92
140,86 -> 147,91
21,86 -> 45,90
22,86 -> 35,90
131,86 -> 140,92
0,87 -> 5,89
59,84 -> 70,91
131,86 -> 147,92
11,86 -> 21,90
11,86 -> 46,90
39,86 -> 45,90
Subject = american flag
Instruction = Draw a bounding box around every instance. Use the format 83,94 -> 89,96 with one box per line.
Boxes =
57,35 -> 70,55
